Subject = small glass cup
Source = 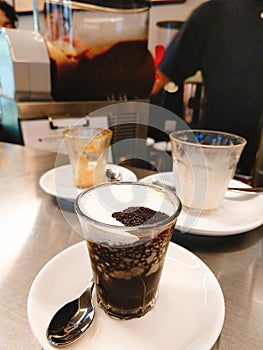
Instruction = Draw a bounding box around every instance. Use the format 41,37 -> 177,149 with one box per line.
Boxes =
170,129 -> 247,214
75,182 -> 181,319
63,126 -> 112,189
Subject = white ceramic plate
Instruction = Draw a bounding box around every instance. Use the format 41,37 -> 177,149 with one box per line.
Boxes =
141,172 -> 263,236
39,164 -> 137,201
27,241 -> 225,350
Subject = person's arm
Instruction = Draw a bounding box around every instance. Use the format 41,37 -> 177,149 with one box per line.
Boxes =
150,69 -> 170,95
151,4 -> 207,95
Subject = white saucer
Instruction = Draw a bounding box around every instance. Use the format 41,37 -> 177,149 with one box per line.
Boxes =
39,164 -> 137,201
153,141 -> 171,152
27,241 -> 225,350
141,172 -> 263,236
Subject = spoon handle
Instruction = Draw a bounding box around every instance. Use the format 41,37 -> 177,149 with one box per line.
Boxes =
228,187 -> 263,193
79,281 -> 95,309
153,179 -> 263,193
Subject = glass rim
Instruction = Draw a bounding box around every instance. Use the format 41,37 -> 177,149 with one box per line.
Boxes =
75,181 -> 182,231
170,129 -> 247,148
63,126 -> 112,139
50,0 -> 151,14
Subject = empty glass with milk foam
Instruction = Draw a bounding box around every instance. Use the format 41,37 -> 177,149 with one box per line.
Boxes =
63,126 -> 112,189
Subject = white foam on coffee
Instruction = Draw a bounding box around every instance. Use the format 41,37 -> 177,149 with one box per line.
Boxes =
77,183 -> 176,245
78,183 -> 174,225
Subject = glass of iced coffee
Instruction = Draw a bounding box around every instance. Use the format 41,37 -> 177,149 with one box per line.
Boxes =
75,182 -> 181,319
63,126 -> 112,189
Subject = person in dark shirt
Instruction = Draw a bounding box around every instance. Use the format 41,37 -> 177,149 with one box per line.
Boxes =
0,1 -> 18,28
151,0 -> 263,176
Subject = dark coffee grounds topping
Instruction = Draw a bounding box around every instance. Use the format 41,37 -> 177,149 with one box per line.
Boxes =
112,206 -> 169,226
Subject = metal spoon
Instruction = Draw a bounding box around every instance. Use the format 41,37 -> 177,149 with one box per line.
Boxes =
227,186 -> 263,193
106,168 -> 122,182
152,181 -> 263,193
46,280 -> 95,347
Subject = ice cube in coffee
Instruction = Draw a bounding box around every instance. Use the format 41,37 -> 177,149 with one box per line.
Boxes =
75,182 -> 181,319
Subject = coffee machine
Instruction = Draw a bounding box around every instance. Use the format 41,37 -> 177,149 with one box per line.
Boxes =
0,0 -> 154,159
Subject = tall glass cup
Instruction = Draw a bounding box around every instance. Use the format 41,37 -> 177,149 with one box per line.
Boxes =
63,126 -> 112,189
170,129 -> 247,214
75,182 -> 181,319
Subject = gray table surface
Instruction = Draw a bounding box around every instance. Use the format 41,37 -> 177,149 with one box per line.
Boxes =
0,142 -> 262,350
